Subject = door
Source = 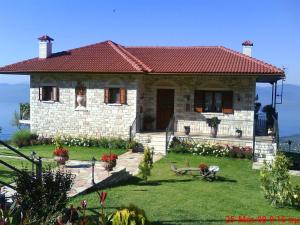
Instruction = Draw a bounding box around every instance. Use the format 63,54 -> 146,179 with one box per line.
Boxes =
156,89 -> 174,130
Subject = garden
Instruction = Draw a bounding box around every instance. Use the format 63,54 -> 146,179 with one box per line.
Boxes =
1,131 -> 300,224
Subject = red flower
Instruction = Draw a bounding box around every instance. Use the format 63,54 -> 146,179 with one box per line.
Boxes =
53,147 -> 69,157
97,191 -> 107,205
101,154 -> 118,162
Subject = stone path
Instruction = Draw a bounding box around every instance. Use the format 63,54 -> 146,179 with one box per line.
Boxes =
1,152 -> 163,200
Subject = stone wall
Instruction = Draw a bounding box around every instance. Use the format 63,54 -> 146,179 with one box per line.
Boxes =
30,74 -> 138,138
142,75 -> 256,137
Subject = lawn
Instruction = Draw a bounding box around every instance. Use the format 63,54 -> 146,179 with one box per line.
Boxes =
71,153 -> 300,224
0,145 -> 126,161
0,158 -> 56,186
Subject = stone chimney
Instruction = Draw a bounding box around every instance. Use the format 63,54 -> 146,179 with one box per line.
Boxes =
242,40 -> 253,57
38,35 -> 54,59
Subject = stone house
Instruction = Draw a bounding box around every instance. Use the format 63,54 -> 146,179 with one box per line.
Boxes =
0,36 -> 284,159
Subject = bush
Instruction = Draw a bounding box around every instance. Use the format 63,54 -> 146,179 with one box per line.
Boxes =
112,204 -> 148,225
12,129 -> 37,148
260,153 -> 294,207
138,147 -> 153,182
13,167 -> 74,224
169,138 -> 253,159
59,136 -> 133,149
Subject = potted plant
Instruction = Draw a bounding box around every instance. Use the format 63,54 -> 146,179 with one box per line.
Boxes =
184,126 -> 190,135
199,163 -> 209,175
143,114 -> 154,131
206,117 -> 221,138
53,137 -> 69,165
236,128 -> 243,138
53,147 -> 69,165
76,87 -> 86,108
126,140 -> 139,153
101,153 -> 118,171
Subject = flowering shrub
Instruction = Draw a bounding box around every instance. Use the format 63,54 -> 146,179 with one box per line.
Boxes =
169,138 -> 253,159
53,148 -> 69,158
227,146 -> 253,159
101,153 -> 118,162
56,136 -> 131,149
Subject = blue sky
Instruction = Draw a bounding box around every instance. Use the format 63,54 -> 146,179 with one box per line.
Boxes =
0,0 -> 299,84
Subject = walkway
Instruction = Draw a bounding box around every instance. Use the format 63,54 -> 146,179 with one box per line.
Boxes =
1,152 -> 163,200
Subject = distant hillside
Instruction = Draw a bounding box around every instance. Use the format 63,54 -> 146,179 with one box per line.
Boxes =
280,134 -> 300,152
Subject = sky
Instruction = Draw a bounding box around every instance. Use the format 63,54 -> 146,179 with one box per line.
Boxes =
0,0 -> 299,84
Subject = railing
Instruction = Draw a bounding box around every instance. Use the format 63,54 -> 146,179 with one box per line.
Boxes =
166,115 -> 175,152
0,140 -> 42,189
272,114 -> 279,147
255,117 -> 267,136
129,115 -> 140,141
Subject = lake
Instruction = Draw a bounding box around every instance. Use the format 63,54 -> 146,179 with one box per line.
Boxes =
0,83 -> 30,140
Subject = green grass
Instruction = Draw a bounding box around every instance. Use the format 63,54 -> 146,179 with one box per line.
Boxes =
71,153 -> 300,224
0,158 -> 56,186
0,145 -> 126,161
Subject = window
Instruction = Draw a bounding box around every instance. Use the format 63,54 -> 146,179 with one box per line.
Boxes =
194,90 -> 233,114
39,86 -> 59,101
104,87 -> 127,104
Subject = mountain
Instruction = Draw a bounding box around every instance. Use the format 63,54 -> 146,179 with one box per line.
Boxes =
0,83 -> 30,140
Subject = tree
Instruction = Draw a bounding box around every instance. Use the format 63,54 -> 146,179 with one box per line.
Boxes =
138,147 -> 153,182
11,111 -> 22,130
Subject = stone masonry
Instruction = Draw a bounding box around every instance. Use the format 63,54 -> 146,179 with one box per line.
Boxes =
30,74 -> 256,139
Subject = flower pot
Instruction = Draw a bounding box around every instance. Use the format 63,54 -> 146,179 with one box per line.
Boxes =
54,156 -> 69,165
210,127 -> 218,138
76,94 -> 86,107
184,126 -> 190,135
102,160 -> 116,171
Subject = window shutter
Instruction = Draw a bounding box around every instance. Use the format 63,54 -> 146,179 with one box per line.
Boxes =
222,91 -> 233,114
194,90 -> 204,112
52,87 -> 59,101
39,87 -> 43,101
120,88 -> 127,104
104,88 -> 109,103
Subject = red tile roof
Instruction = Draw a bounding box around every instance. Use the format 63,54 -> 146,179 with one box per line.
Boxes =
0,40 -> 284,76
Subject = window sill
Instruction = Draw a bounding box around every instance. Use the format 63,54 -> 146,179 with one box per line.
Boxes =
41,100 -> 56,103
75,106 -> 88,111
107,103 -> 123,106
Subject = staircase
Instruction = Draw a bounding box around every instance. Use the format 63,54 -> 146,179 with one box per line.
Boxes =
135,132 -> 167,155
253,136 -> 277,168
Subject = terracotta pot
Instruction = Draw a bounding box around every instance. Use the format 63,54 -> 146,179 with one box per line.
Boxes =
210,126 -> 218,138
102,160 -> 116,171
54,156 -> 69,165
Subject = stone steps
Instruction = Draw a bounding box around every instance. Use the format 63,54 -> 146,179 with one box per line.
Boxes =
135,132 -> 167,155
254,139 -> 276,164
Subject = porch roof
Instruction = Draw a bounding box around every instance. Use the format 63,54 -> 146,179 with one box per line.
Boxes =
0,40 -> 284,80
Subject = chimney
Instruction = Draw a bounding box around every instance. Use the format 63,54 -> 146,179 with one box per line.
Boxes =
38,35 -> 54,59
242,40 -> 253,57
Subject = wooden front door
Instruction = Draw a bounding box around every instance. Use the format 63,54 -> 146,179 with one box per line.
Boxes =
156,89 -> 174,130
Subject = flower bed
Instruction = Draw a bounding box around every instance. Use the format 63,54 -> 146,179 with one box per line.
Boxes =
169,138 -> 252,159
